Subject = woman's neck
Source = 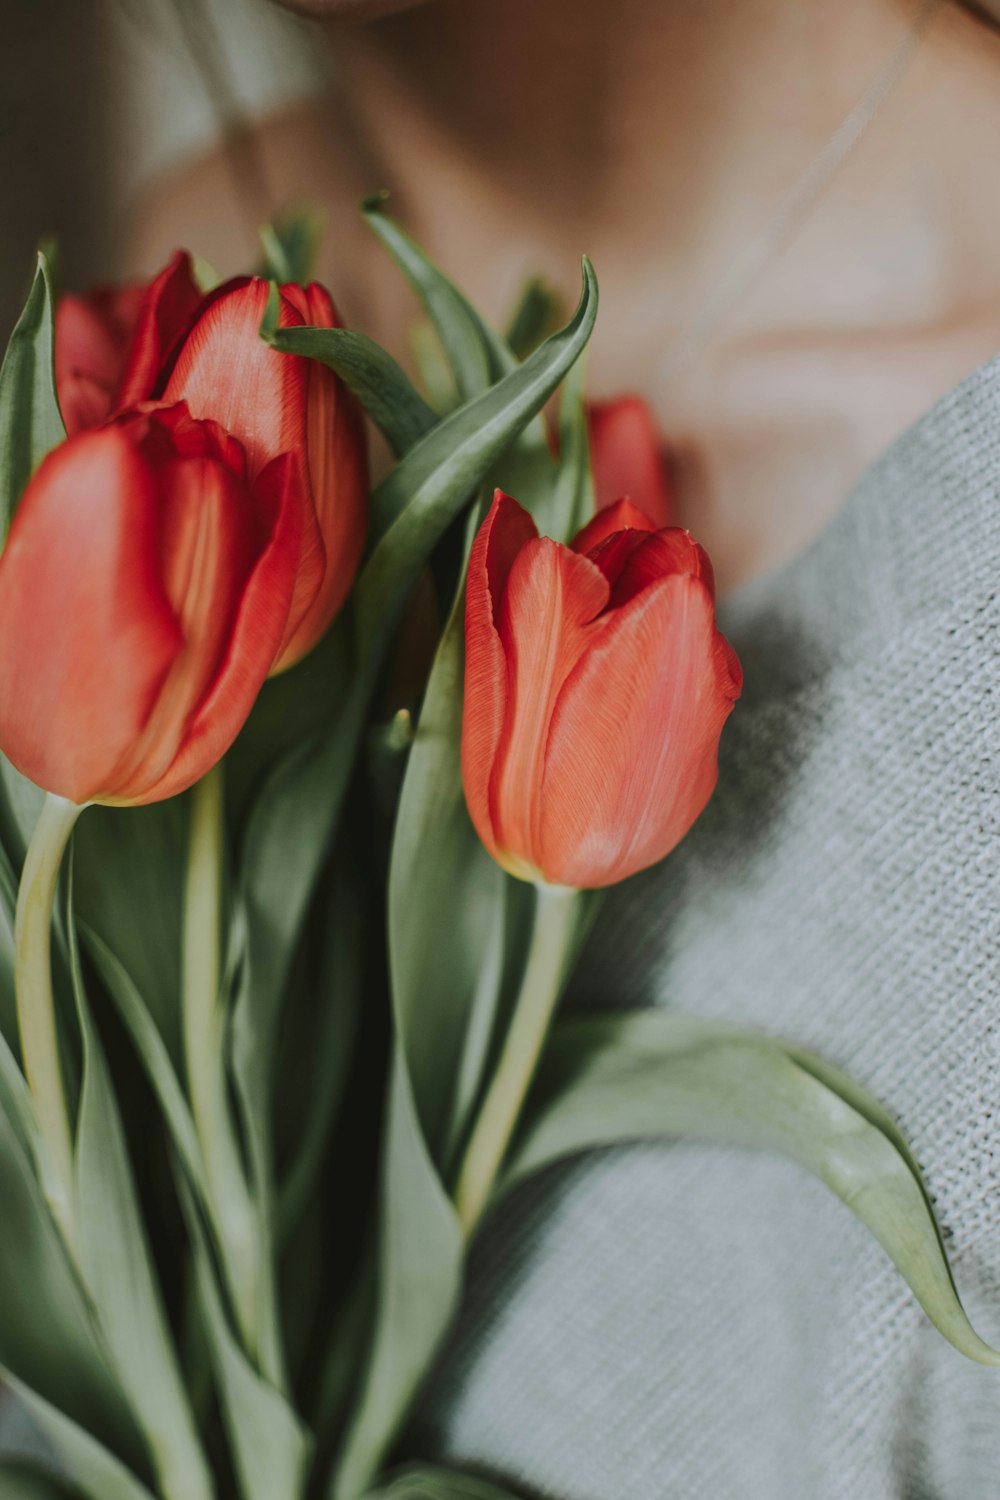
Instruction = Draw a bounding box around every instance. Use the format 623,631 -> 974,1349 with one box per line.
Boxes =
327,0 -> 920,310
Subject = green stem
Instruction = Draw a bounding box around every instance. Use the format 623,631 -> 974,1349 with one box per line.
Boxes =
453,883 -> 580,1236
15,794 -> 84,1249
182,767 -> 259,1361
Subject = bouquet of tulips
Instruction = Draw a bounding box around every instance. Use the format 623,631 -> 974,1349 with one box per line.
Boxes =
0,204 -> 995,1500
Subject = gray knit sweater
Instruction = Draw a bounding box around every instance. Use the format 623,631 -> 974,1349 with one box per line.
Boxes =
419,353 -> 1000,1498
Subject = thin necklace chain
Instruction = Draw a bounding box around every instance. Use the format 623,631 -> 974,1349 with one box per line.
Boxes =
656,0 -> 945,387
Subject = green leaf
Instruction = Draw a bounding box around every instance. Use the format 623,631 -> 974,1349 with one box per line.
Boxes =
0,1370 -> 156,1500
330,1061 -> 464,1500
233,261 -> 599,1335
0,837 -> 21,1056
262,317 -> 437,462
74,802 -> 188,1068
258,207 -> 325,285
0,251 -> 65,543
0,755 -> 45,872
362,200 -> 504,398
539,351 -> 593,541
360,203 -> 558,510
504,277 -> 562,362
327,513 -> 504,1497
356,256 -> 597,649
0,1466 -> 75,1500
179,1179 -> 312,1500
0,1078 -> 139,1471
408,322 -> 458,414
275,854 -> 363,1246
366,1465 -> 527,1500
386,508 -> 507,1167
506,1012 -> 1000,1368
80,927 -> 206,1206
81,919 -> 310,1500
66,878 -> 215,1500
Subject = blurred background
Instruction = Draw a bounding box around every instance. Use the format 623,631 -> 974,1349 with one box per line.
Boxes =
0,0 -> 325,339
1,2 -> 113,336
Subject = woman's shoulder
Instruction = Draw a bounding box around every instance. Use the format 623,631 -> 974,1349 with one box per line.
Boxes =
721,336 -> 1000,684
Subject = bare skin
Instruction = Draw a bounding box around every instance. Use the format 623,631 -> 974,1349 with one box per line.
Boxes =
130,0 -> 1000,594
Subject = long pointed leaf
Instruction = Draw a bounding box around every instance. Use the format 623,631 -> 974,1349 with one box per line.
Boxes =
0,251 -> 65,541
80,926 -> 205,1203
67,885 -> 215,1500
0,1083 -> 138,1469
355,257 -> 596,657
262,319 -> 437,463
361,204 -> 553,506
330,1060 -> 463,1500
506,1012 -> 1000,1368
232,263 -> 598,1360
362,201 -> 507,396
0,1369 -> 156,1500
179,1178 -> 312,1500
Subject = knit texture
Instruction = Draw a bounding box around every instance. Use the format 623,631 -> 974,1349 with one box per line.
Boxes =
417,353 -> 1000,1498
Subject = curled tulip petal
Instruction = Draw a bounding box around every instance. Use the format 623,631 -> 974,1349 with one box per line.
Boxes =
594,526 -> 715,607
55,285 -> 145,435
491,536 -> 608,875
115,250 -> 203,410
572,497 -> 658,556
274,283 -> 370,669
462,491 -> 538,857
105,414 -> 258,797
162,277 -> 308,470
163,275 -> 366,669
136,454 -> 305,805
462,491 -> 740,889
588,395 -> 673,526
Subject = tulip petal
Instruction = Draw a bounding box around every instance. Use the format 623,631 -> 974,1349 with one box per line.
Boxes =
0,429 -> 182,804
162,277 -> 307,475
462,491 -> 538,857
115,251 -> 203,410
270,284 -> 369,670
572,498 -> 658,556
598,527 -> 715,607
110,445 -> 258,798
538,574 -> 740,887
135,454 -> 304,805
490,526 -> 609,872
587,396 -> 673,526
162,278 -> 326,664
55,292 -> 140,436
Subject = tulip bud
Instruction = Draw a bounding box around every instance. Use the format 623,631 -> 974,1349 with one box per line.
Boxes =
462,491 -> 741,889
0,404 -> 305,806
587,395 -> 673,527
160,276 -> 369,670
54,252 -> 202,436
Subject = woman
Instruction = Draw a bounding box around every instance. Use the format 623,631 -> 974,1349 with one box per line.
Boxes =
129,2 -> 1000,1495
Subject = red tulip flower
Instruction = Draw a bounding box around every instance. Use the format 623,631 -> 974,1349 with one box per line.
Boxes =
160,276 -> 368,670
462,491 -> 741,889
55,257 -> 368,669
54,252 -> 202,437
587,395 -> 673,527
0,404 -> 304,807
